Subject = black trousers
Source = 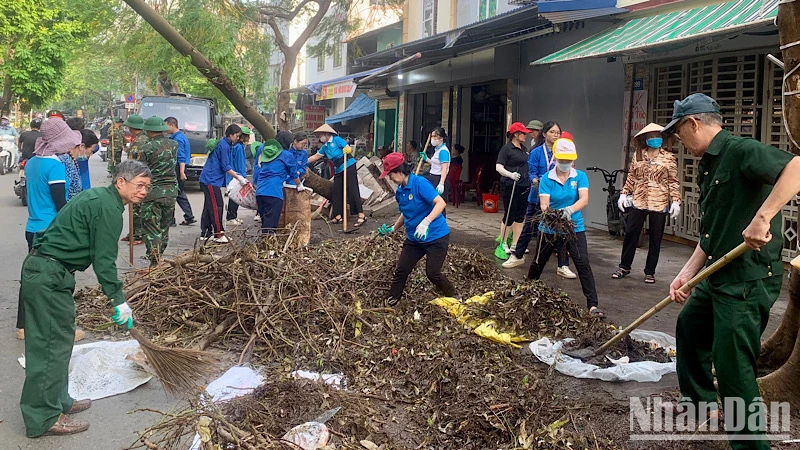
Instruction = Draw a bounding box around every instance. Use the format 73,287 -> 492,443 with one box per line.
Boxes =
528,231 -> 598,309
513,202 -> 569,266
17,231 -> 35,329
619,208 -> 668,276
175,175 -> 194,222
226,198 -> 239,220
331,164 -> 363,218
200,183 -> 225,238
500,181 -> 528,226
257,195 -> 282,234
388,235 -> 456,301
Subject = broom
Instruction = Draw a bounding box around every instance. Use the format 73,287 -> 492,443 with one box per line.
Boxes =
128,327 -> 220,395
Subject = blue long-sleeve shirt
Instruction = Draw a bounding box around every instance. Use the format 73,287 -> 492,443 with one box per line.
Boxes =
255,150 -> 297,200
225,142 -> 248,185
285,146 -> 308,185
199,137 -> 233,187
171,130 -> 191,167
527,143 -> 556,203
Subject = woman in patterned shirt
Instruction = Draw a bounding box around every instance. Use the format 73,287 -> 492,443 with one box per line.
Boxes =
613,123 -> 681,284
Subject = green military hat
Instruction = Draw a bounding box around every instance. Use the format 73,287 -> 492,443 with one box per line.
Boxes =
526,120 -> 543,131
259,139 -> 282,164
124,114 -> 145,129
142,116 -> 169,132
241,125 -> 252,135
206,138 -> 218,154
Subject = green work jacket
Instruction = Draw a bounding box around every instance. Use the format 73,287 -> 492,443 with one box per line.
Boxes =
33,185 -> 126,306
697,130 -> 794,283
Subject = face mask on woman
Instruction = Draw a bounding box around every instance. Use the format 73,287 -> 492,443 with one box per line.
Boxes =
646,137 -> 663,149
431,138 -> 442,147
556,162 -> 572,172
319,135 -> 329,144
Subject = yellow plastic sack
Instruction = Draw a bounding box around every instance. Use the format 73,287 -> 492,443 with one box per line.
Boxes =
431,292 -> 528,348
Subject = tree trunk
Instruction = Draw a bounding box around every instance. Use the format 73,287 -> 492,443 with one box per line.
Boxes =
303,170 -> 332,200
1,74 -> 11,116
120,0 -> 275,141
757,1 -> 800,407
277,51 -> 297,131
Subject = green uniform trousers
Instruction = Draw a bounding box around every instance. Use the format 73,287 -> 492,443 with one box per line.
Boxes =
132,203 -> 143,241
676,276 -> 781,450
107,147 -> 123,174
19,254 -> 76,437
140,197 -> 176,265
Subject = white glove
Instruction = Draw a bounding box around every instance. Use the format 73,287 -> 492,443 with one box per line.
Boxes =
509,172 -> 521,182
561,207 -> 574,220
669,202 -> 681,220
436,183 -> 445,195
111,302 -> 133,329
296,182 -> 304,192
617,194 -> 628,212
414,218 -> 431,240
237,175 -> 248,185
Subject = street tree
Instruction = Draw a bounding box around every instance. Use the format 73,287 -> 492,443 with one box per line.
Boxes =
757,0 -> 800,410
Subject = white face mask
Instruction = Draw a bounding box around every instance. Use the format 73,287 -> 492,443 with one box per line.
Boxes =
431,138 -> 442,147
319,135 -> 329,144
556,162 -> 572,172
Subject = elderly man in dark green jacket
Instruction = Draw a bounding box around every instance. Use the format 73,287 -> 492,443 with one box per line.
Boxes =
20,160 -> 151,437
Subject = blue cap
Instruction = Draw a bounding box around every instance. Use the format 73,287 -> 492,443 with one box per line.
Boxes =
663,93 -> 721,133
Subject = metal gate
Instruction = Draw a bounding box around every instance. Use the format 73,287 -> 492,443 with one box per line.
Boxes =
649,51 -> 797,262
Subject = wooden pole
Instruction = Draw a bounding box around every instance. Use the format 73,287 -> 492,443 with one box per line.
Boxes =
128,205 -> 134,265
342,151 -> 347,232
414,134 -> 432,175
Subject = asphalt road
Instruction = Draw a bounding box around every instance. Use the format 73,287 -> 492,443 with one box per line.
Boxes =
0,154 -> 209,449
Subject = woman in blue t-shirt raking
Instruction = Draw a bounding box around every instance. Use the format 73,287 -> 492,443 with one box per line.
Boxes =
376,152 -> 457,307
307,124 -> 366,228
527,138 -> 604,318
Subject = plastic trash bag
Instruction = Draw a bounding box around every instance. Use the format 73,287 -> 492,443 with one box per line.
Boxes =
228,178 -> 257,210
529,329 -> 676,383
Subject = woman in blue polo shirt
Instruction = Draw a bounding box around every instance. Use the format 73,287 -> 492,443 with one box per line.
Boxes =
527,138 -> 604,317
307,124 -> 366,227
420,127 -> 450,198
254,138 -> 302,234
377,152 -> 456,307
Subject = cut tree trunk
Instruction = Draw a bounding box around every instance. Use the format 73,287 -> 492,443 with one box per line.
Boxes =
120,0 -> 275,141
303,170 -> 332,200
758,0 -> 800,407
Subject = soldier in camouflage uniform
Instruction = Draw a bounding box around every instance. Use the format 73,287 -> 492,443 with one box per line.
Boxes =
122,114 -> 147,243
107,118 -> 125,176
138,116 -> 179,266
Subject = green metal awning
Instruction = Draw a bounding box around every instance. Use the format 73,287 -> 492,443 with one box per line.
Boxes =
532,0 -> 778,66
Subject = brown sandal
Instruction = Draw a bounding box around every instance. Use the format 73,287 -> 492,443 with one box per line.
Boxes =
353,216 -> 367,228
611,268 -> 630,279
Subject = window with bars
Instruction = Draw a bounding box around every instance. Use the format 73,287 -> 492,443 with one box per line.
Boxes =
333,44 -> 342,68
478,0 -> 497,20
317,55 -> 325,72
422,0 -> 435,38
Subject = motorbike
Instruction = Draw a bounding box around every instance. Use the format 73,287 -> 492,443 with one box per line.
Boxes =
586,166 -> 645,247
14,158 -> 27,206
99,138 -> 109,162
0,134 -> 16,175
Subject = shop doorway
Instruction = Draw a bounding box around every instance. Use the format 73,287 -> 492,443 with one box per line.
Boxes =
410,91 -> 443,152
468,82 -> 507,192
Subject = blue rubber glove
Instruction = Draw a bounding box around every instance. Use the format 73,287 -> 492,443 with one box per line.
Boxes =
112,302 -> 133,329
414,219 -> 431,240
377,223 -> 394,237
418,151 -> 428,162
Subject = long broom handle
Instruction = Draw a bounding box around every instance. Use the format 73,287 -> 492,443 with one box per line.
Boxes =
414,135 -> 432,175
501,179 -> 518,237
342,151 -> 347,232
128,205 -> 134,265
593,241 -> 750,356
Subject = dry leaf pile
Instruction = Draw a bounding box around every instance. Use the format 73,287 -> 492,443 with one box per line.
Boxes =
76,232 -> 631,449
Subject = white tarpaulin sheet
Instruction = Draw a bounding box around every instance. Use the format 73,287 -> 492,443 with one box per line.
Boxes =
18,340 -> 153,400
530,329 -> 677,383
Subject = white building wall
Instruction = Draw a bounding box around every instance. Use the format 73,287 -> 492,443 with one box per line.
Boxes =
517,24 -> 625,231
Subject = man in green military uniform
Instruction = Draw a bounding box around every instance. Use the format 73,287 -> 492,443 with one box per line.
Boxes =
666,94 -> 800,449
20,160 -> 150,437
139,116 -> 179,266
107,117 -> 125,176
122,114 -> 147,244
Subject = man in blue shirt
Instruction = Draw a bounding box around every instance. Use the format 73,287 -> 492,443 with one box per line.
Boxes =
199,125 -> 246,243
377,153 -> 455,307
165,117 -> 195,226
226,126 -> 250,225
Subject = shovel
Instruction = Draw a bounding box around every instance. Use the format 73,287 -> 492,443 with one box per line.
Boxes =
564,241 -> 749,360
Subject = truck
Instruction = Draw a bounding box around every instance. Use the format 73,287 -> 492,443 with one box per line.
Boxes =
138,94 -> 223,181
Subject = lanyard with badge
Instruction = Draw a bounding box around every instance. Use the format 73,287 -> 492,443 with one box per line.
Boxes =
542,145 -> 554,170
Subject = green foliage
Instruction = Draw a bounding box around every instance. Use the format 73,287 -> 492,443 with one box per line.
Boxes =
0,0 -> 98,108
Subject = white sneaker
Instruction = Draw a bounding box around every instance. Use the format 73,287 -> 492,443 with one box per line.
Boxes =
199,236 -> 210,242
214,235 -> 230,243
502,243 -> 511,254
502,254 -> 525,268
254,215 -> 261,222
226,219 -> 242,226
557,266 -> 577,279
525,248 -> 529,254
